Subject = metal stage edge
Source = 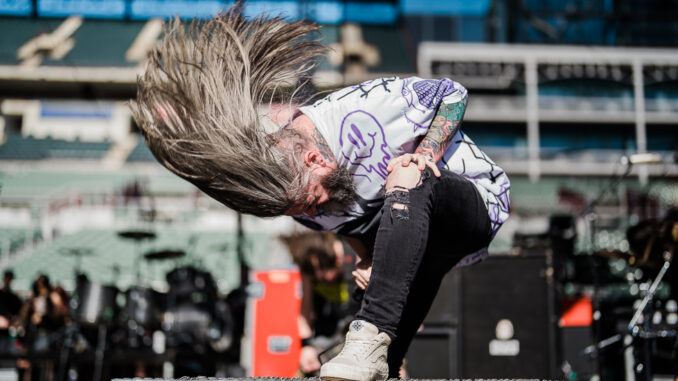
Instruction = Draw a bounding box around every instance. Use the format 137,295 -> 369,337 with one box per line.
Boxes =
111,377 -> 547,381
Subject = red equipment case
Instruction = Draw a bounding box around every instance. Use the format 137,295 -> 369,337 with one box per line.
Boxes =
243,269 -> 302,377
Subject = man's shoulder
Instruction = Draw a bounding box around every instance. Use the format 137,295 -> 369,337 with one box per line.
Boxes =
314,76 -> 406,107
306,76 -> 469,112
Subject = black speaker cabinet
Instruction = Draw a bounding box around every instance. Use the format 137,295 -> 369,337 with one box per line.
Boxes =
406,327 -> 459,378
423,265 -> 461,326
561,326 -> 595,379
409,251 -> 559,379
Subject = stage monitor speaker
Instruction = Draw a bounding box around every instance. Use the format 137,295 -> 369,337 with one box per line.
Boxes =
409,251 -> 559,379
459,251 -> 559,379
561,326 -> 595,379
423,266 -> 461,326
406,327 -> 458,378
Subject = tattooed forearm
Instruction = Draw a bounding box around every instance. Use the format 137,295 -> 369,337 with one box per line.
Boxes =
415,95 -> 467,162
312,128 -> 336,164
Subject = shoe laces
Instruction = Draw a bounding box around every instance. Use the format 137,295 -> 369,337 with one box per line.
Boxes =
340,334 -> 379,358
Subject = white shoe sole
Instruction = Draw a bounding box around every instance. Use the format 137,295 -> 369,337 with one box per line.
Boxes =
320,362 -> 388,381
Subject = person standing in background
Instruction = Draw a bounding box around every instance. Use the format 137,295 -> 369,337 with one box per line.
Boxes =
0,270 -> 22,357
280,232 -> 360,376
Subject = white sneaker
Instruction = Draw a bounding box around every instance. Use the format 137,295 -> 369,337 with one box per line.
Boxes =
320,320 -> 391,381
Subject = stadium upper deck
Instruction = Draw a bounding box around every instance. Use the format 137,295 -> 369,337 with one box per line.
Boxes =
0,0 -> 676,177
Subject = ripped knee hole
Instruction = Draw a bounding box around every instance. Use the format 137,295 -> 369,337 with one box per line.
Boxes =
385,187 -> 411,204
385,188 -> 410,219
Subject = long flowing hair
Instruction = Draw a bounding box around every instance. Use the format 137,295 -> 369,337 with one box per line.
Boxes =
130,5 -> 325,216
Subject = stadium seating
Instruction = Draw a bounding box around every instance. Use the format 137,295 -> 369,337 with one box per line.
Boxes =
0,170 -> 135,200
0,17 -> 65,65
0,227 -> 41,256
126,137 -> 156,162
65,18 -> 144,67
8,229 -> 274,293
0,133 -> 111,160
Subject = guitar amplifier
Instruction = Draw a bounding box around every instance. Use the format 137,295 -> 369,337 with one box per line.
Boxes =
405,326 -> 459,378
408,251 -> 560,379
423,266 -> 461,326
460,251 -> 559,378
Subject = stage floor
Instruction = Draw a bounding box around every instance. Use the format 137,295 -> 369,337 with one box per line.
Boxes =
111,377 -> 546,381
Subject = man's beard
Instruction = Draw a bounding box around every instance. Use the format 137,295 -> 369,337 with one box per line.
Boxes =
319,167 -> 357,215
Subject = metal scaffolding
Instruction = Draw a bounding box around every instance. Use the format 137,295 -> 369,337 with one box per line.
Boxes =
418,43 -> 678,182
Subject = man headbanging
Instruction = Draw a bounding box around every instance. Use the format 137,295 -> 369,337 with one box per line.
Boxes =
131,5 -> 510,381
130,8 -> 328,216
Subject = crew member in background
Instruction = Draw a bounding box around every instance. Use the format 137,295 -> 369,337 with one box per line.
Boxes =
280,232 -> 360,376
21,274 -> 69,351
0,270 -> 22,359
0,270 -> 22,329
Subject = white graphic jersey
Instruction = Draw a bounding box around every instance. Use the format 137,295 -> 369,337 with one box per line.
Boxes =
296,77 -> 510,245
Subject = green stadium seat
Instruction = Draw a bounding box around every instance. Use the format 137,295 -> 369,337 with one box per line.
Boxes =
0,133 -> 112,160
7,229 -> 274,294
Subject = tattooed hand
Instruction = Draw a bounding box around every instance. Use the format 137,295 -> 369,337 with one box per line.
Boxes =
386,153 -> 441,177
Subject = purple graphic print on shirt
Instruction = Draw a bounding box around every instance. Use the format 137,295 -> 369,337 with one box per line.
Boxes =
401,78 -> 460,112
490,179 -> 511,235
401,80 -> 426,113
403,112 -> 428,132
413,79 -> 458,109
339,110 -> 391,183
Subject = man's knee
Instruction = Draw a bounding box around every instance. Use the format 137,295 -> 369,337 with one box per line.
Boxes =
385,165 -> 423,193
384,165 -> 425,219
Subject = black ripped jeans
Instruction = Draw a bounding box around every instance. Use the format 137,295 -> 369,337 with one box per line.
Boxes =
354,168 -> 492,377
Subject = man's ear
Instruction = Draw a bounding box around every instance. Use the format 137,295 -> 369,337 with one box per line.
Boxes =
303,150 -> 325,168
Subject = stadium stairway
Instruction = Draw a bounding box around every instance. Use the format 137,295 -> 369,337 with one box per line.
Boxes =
102,133 -> 140,168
